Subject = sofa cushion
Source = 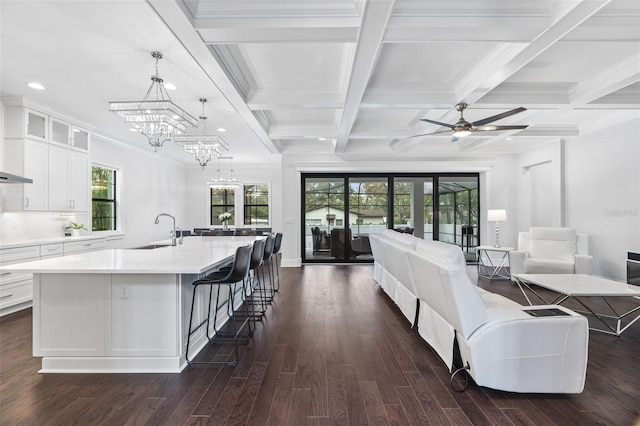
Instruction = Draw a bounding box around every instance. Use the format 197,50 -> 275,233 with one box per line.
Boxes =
438,263 -> 489,339
528,227 -> 576,261
414,239 -> 466,270
524,258 -> 574,274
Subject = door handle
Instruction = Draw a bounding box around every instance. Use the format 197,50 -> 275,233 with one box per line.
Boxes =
25,197 -> 29,208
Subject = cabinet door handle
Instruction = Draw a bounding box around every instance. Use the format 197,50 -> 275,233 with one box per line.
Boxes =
25,197 -> 29,208
69,200 -> 73,209
0,294 -> 13,299
0,272 -> 11,276
72,200 -> 75,209
83,244 -> 92,247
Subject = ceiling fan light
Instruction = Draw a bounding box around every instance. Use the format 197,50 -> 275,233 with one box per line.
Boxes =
453,129 -> 472,137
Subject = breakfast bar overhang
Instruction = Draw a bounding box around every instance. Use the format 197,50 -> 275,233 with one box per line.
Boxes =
5,237 -> 258,373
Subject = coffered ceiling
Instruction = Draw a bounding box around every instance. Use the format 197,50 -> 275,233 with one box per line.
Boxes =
1,0 -> 639,166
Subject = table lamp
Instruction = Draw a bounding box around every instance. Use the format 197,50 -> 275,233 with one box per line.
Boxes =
487,209 -> 507,247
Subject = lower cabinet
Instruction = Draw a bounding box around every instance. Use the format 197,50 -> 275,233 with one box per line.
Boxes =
0,237 -> 106,317
34,273 -> 178,357
0,245 -> 40,316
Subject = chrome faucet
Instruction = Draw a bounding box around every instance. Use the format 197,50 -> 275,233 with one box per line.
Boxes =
155,213 -> 176,246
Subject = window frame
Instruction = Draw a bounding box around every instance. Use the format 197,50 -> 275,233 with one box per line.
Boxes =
243,183 -> 271,227
209,186 -> 237,226
91,162 -> 122,236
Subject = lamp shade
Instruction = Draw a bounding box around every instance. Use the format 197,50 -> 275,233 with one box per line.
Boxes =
487,209 -> 507,222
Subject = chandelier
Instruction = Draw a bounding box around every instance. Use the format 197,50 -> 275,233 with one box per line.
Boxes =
109,51 -> 197,151
173,98 -> 229,169
208,157 -> 242,189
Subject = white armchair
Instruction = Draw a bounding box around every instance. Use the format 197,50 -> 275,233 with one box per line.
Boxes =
510,227 -> 592,280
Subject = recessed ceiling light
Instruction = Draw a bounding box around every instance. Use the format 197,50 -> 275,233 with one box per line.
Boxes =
163,83 -> 177,91
27,82 -> 45,90
318,137 -> 327,141
128,128 -> 139,132
216,128 -> 226,132
505,137 -> 514,141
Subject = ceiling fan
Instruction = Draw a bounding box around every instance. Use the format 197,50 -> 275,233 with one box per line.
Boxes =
411,103 -> 529,142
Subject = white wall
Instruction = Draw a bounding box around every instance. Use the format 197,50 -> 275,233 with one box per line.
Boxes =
481,154 -> 519,248
516,141 -> 565,230
90,136 -> 188,249
565,119 -> 640,280
184,161 -> 282,234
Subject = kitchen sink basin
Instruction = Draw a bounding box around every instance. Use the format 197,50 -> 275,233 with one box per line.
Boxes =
134,244 -> 172,249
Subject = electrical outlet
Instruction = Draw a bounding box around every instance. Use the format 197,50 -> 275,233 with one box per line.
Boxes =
120,285 -> 130,299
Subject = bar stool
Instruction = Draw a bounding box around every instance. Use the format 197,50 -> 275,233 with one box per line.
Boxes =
271,233 -> 283,292
230,238 -> 267,320
185,244 -> 253,366
256,234 -> 275,304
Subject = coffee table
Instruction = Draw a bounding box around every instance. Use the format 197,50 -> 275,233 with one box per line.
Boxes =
513,274 -> 640,336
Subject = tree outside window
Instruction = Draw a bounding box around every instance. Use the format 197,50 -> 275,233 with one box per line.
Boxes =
92,166 -> 116,231
244,184 -> 269,226
211,187 -> 235,225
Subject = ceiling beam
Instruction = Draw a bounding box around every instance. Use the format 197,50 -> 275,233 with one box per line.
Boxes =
569,56 -> 640,105
391,0 -> 612,153
334,0 -> 396,154
147,0 -> 280,155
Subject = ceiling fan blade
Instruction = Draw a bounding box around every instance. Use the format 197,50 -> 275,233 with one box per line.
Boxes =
473,125 -> 529,132
471,107 -> 527,126
419,118 -> 455,129
405,128 -> 453,139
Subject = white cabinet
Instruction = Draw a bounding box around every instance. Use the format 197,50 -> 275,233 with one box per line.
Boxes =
3,138 -> 49,211
40,243 -> 64,258
0,237 -> 106,317
48,146 -> 89,212
63,238 -> 106,254
49,117 -> 90,152
0,245 -> 40,316
25,108 -> 48,141
4,104 -> 90,212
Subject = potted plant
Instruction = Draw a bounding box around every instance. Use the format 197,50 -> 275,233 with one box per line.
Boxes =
65,221 -> 87,237
218,212 -> 232,230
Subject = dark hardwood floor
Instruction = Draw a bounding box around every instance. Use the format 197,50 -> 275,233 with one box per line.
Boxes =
1,265 -> 639,425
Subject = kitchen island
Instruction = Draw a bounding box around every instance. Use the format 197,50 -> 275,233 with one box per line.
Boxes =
5,236 -> 259,373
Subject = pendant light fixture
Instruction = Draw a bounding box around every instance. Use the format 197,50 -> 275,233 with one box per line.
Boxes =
109,51 -> 197,151
208,157 -> 242,189
173,98 -> 229,169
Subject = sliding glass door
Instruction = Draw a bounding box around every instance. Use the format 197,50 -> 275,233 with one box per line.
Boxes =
304,178 -> 346,261
437,176 -> 479,261
302,173 -> 479,263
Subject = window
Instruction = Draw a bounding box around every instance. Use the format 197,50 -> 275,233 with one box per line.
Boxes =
210,187 -> 235,225
91,165 -> 117,231
244,184 -> 270,225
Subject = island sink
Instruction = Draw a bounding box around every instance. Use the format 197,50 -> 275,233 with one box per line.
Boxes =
134,244 -> 172,250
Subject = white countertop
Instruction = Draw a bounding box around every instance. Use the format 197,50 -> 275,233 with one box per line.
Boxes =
0,235 -> 105,250
3,236 -> 259,274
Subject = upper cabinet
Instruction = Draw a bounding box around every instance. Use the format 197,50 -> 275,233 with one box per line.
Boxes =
2,102 -> 92,212
26,109 -> 48,141
49,117 -> 90,152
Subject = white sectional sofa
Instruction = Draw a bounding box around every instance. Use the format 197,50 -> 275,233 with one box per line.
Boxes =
370,230 -> 589,394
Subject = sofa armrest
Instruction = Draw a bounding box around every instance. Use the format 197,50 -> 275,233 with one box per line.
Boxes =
509,250 -> 526,280
461,306 -> 589,393
574,254 -> 592,274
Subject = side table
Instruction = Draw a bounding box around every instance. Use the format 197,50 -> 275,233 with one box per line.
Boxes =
475,246 -> 514,280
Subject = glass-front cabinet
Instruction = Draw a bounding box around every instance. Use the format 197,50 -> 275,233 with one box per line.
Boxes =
26,108 -> 48,141
50,117 -> 90,151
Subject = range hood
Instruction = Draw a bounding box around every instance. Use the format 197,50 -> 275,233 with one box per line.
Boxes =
0,171 -> 33,184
